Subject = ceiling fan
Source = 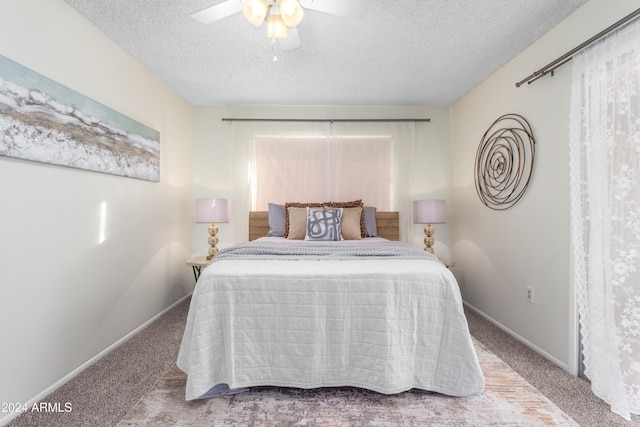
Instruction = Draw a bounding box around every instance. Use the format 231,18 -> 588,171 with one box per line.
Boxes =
191,0 -> 372,53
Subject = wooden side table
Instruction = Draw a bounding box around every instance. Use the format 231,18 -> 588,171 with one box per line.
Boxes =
439,258 -> 455,269
186,256 -> 213,282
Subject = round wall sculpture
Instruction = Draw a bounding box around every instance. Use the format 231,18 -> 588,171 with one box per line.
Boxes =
474,114 -> 536,210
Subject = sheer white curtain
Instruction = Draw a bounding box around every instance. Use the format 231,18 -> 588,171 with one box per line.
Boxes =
332,136 -> 392,208
331,121 -> 415,240
231,121 -> 330,241
569,20 -> 640,421
254,136 -> 331,207
231,120 -> 415,241
254,135 -> 392,209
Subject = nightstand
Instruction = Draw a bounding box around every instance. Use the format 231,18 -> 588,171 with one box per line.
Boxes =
185,256 -> 213,282
439,258 -> 455,269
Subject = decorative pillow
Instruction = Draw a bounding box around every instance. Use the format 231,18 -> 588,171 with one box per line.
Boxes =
324,199 -> 365,237
284,202 -> 324,238
326,206 -> 362,240
286,207 -> 309,239
284,199 -> 364,238
364,206 -> 378,237
267,203 -> 286,237
305,207 -> 344,241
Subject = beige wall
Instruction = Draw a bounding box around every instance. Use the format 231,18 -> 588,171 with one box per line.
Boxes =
0,1 -> 193,423
190,105 -> 453,255
451,0 -> 639,373
1,0 -> 636,422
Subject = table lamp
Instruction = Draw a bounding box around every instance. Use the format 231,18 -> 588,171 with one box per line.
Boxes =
196,198 -> 230,260
413,199 -> 446,253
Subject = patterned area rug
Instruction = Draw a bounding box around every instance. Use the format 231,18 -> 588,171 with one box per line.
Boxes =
117,339 -> 578,426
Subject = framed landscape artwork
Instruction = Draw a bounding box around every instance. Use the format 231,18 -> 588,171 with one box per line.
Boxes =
0,55 -> 160,181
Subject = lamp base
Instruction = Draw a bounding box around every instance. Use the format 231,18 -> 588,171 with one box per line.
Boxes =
424,224 -> 435,254
206,223 -> 219,260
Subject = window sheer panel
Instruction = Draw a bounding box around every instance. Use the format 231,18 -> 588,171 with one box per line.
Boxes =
254,138 -> 330,209
233,121 -> 415,242
569,20 -> 640,421
333,137 -> 392,209
232,121 -> 330,241
332,122 -> 415,240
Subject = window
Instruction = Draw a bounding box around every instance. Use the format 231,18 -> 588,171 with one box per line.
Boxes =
231,120 -> 415,242
252,135 -> 392,210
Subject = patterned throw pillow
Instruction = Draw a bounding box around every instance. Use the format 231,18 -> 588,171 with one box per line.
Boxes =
304,207 -> 344,241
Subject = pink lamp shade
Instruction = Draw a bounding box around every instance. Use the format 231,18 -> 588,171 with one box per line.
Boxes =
413,199 -> 446,224
196,198 -> 230,223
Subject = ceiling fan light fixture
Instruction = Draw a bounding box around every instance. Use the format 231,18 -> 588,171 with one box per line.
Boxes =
280,0 -> 304,27
242,0 -> 269,26
267,13 -> 288,38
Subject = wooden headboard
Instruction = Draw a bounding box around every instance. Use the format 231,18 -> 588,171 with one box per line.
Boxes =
249,211 -> 400,241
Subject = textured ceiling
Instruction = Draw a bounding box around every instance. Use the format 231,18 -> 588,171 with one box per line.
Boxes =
64,0 -> 588,106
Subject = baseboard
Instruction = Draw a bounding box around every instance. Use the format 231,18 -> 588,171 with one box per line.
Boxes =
0,293 -> 192,427
464,301 -> 571,373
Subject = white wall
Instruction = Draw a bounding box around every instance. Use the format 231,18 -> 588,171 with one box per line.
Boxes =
2,1 -> 627,420
0,1 -> 193,423
451,0 -> 639,372
191,105 -> 453,256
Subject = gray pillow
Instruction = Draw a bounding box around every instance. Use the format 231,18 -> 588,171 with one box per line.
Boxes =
364,206 -> 378,237
267,203 -> 286,237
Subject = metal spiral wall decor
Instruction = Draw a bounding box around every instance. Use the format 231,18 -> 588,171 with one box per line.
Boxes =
474,114 -> 536,210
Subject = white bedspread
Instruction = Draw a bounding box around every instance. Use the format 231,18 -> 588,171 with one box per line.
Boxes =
177,239 -> 485,400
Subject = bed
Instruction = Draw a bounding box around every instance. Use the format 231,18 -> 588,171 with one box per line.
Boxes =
177,205 -> 485,400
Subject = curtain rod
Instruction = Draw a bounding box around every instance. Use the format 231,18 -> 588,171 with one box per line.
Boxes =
515,7 -> 640,87
221,118 -> 430,123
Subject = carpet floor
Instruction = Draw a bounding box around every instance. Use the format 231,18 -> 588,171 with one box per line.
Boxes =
116,338 -> 577,426
7,297 -> 640,427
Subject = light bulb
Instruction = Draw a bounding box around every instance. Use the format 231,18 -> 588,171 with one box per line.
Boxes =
280,0 -> 303,27
282,2 -> 295,15
242,0 -> 268,26
251,2 -> 265,16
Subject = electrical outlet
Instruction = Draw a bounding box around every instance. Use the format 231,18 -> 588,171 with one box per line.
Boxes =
526,286 -> 534,304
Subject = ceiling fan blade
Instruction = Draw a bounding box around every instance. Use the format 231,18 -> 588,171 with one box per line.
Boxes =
298,0 -> 372,18
191,0 -> 242,24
